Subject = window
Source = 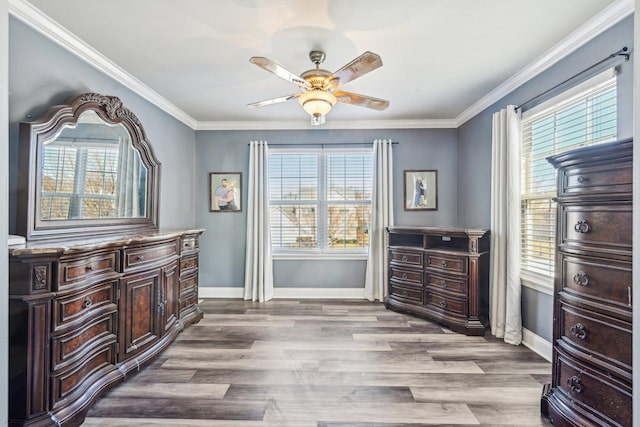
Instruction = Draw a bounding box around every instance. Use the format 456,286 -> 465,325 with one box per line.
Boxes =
520,69 -> 617,287
269,148 -> 372,254
41,143 -> 119,220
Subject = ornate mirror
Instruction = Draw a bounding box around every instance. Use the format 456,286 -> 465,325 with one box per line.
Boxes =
17,93 -> 160,240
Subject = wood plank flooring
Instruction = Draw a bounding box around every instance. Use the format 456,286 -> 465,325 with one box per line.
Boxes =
84,299 -> 553,426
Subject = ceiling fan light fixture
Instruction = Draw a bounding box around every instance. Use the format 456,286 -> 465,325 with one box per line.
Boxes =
298,90 -> 336,119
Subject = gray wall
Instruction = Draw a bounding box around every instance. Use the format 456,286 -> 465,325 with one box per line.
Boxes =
8,17 -> 197,233
195,128 -> 457,288
457,15 -> 635,341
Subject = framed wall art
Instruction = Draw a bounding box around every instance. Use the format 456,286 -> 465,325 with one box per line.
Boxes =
404,170 -> 437,211
209,172 -> 242,212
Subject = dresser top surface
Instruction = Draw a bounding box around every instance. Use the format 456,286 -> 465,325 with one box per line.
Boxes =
8,228 -> 205,257
387,226 -> 489,237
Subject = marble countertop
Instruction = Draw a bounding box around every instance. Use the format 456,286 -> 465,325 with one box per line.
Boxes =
8,228 -> 205,256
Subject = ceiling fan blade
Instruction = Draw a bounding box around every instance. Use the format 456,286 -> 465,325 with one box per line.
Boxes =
250,57 -> 311,90
329,51 -> 383,89
334,91 -> 389,110
247,93 -> 300,108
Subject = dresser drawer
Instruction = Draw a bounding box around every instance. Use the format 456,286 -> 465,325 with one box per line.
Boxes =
58,251 -> 118,288
560,255 -> 632,312
123,239 -> 179,272
425,291 -> 467,316
51,314 -> 117,372
558,302 -> 631,372
179,292 -> 198,312
561,205 -> 632,254
181,235 -> 199,253
556,350 -> 631,426
425,254 -> 467,275
53,280 -> 117,331
50,344 -> 116,407
179,275 -> 198,296
425,273 -> 467,296
389,283 -> 423,304
389,267 -> 422,286
559,161 -> 632,197
389,249 -> 423,268
179,254 -> 198,275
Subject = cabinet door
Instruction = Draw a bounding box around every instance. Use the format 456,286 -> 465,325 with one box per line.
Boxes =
119,269 -> 161,361
161,260 -> 179,333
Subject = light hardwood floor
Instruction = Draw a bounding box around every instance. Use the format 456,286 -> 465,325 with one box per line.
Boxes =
84,299 -> 553,426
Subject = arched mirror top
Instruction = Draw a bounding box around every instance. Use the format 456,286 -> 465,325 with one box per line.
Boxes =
17,93 -> 161,241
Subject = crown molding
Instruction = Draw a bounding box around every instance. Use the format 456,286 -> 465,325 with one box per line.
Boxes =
8,0 -> 198,129
9,0 -> 633,132
196,118 -> 457,131
455,0 -> 635,127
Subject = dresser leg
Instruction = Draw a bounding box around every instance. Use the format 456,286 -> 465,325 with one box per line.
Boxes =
540,382 -> 551,417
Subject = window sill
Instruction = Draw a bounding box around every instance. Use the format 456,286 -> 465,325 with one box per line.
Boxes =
273,252 -> 368,261
520,271 -> 554,296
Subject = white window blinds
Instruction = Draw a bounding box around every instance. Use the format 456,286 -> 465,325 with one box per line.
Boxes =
269,148 -> 372,253
41,144 -> 120,220
520,69 -> 617,281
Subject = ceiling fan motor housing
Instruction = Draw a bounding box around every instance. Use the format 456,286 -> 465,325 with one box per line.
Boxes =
301,69 -> 335,90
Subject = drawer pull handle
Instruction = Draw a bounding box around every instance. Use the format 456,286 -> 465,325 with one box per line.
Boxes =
85,264 -> 94,272
402,290 -> 408,297
401,255 -> 408,262
567,375 -> 584,394
573,271 -> 589,287
441,260 -> 447,267
83,297 -> 93,308
136,255 -> 145,261
574,219 -> 591,233
576,175 -> 589,183
570,323 -> 587,340
401,273 -> 408,279
441,282 -> 447,288
439,300 -> 447,308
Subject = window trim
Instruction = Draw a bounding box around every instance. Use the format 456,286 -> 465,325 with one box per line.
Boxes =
519,68 -> 617,294
269,146 -> 373,256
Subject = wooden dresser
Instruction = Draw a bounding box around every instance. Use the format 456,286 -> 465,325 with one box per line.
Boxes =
541,138 -> 633,426
9,229 -> 204,427
385,226 -> 490,335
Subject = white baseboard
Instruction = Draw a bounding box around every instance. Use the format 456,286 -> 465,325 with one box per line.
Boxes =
198,287 -> 366,299
522,327 -> 552,362
198,287 -> 244,298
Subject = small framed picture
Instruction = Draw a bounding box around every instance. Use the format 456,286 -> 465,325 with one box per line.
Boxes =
209,172 -> 242,212
404,170 -> 437,211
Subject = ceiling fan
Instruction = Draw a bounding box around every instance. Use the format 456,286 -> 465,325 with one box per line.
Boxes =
248,50 -> 389,125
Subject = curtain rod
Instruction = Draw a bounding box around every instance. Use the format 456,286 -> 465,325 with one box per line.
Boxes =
248,142 -> 399,146
515,46 -> 630,112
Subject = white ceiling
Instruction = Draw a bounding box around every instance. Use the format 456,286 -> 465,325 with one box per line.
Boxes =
15,0 -> 629,128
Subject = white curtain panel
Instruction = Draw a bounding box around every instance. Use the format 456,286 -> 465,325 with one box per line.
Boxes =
244,140 -> 274,302
490,106 -> 522,345
365,139 -> 394,302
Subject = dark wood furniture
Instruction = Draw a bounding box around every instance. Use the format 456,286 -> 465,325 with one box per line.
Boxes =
9,230 -> 203,426
9,93 -> 204,426
385,226 -> 490,335
16,93 -> 160,241
541,138 -> 633,427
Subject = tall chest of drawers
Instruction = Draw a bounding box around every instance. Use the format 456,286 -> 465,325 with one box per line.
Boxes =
385,226 -> 490,335
542,139 -> 633,427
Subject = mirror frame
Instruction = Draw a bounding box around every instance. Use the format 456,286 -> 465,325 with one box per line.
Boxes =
17,93 -> 161,241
